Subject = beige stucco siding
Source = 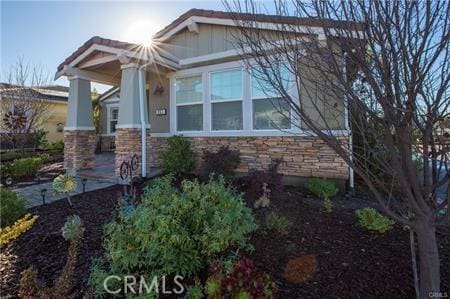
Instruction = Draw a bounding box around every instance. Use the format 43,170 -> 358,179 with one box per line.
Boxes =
0,98 -> 67,142
147,73 -> 170,133
299,57 -> 345,130
42,102 -> 67,142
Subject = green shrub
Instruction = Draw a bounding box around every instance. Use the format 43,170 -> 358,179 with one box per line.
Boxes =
0,188 -> 26,227
355,208 -> 394,233
305,178 -> 338,213
45,140 -> 64,152
201,146 -> 240,179
61,215 -> 84,241
206,257 -> 277,298
3,157 -> 43,179
264,212 -> 290,236
185,281 -> 204,299
160,135 -> 195,174
89,175 -> 257,297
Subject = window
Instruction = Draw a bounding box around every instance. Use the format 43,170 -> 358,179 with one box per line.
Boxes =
176,75 -> 203,131
252,65 -> 292,130
210,69 -> 243,130
108,106 -> 119,134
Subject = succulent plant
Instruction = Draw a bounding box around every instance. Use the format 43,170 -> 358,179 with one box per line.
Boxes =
61,215 -> 84,241
53,174 -> 77,206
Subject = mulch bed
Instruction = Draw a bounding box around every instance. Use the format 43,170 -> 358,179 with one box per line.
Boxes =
246,186 -> 450,298
0,180 -> 449,298
0,185 -> 121,298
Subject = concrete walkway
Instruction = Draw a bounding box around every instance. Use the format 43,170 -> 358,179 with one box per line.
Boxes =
13,177 -> 115,208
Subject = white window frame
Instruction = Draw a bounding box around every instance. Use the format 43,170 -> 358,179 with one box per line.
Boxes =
174,73 -> 204,132
250,65 -> 296,132
106,104 -> 119,135
209,67 -> 244,132
166,60 -> 322,137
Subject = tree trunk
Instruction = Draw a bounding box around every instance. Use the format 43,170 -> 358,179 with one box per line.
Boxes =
415,220 -> 440,298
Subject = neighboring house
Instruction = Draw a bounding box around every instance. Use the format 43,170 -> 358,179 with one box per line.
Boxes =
55,9 -> 351,182
0,83 -> 68,143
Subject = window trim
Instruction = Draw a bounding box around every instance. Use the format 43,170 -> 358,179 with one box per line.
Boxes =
250,66 -> 294,131
106,103 -> 119,135
168,60 -> 307,137
209,67 -> 244,132
174,73 -> 204,132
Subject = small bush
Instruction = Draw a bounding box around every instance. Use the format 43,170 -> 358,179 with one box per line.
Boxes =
185,281 -> 204,299
305,178 -> 338,213
243,159 -> 283,198
0,188 -> 26,228
0,214 -> 39,246
89,175 -> 257,297
45,139 -> 64,152
62,215 -> 85,241
355,208 -> 394,233
201,146 -> 240,179
283,255 -> 318,284
206,257 -> 277,298
3,157 -> 43,179
160,135 -> 195,174
264,212 -> 290,236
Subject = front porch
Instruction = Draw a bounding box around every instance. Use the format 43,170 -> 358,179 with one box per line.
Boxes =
76,153 -> 162,184
56,37 -> 177,177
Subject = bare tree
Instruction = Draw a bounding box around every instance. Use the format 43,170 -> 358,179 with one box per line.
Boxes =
0,58 -> 52,153
224,0 -> 449,297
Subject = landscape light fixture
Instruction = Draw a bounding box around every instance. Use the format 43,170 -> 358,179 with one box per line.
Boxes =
41,188 -> 47,205
82,178 -> 87,193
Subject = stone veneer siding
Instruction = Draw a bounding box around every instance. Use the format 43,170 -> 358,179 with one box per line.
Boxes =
64,130 -> 96,170
115,128 -> 150,177
147,136 -> 349,180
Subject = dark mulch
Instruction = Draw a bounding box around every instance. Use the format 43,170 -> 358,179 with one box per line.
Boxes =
0,185 -> 122,298
1,179 -> 449,298
246,186 -> 450,298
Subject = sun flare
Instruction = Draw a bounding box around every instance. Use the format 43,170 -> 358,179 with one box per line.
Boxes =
125,19 -> 156,48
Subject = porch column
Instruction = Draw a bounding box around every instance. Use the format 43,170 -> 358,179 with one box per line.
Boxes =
64,77 -> 96,173
115,63 -> 149,178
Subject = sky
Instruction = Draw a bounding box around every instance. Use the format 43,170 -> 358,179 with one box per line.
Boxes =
0,0 -> 230,93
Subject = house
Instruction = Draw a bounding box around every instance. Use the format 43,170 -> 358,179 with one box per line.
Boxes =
55,9 -> 351,183
0,83 -> 68,143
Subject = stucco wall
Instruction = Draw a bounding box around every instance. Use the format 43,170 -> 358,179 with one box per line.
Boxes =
147,73 -> 170,133
0,98 -> 67,143
42,102 -> 67,142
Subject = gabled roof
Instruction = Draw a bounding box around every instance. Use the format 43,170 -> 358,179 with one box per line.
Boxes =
57,36 -> 140,72
56,9 -> 361,78
153,8 -> 360,39
98,86 -> 120,102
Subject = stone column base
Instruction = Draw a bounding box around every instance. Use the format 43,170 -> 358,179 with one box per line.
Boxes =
64,130 -> 96,171
115,128 -> 148,178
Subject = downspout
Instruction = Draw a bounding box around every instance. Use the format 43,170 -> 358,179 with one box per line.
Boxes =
344,52 -> 355,190
138,59 -> 152,178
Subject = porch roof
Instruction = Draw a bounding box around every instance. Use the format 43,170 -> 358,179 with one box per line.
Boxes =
54,36 -> 180,84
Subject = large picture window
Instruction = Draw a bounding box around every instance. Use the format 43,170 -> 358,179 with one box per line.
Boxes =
252,65 -> 292,130
176,75 -> 203,131
210,69 -> 243,130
